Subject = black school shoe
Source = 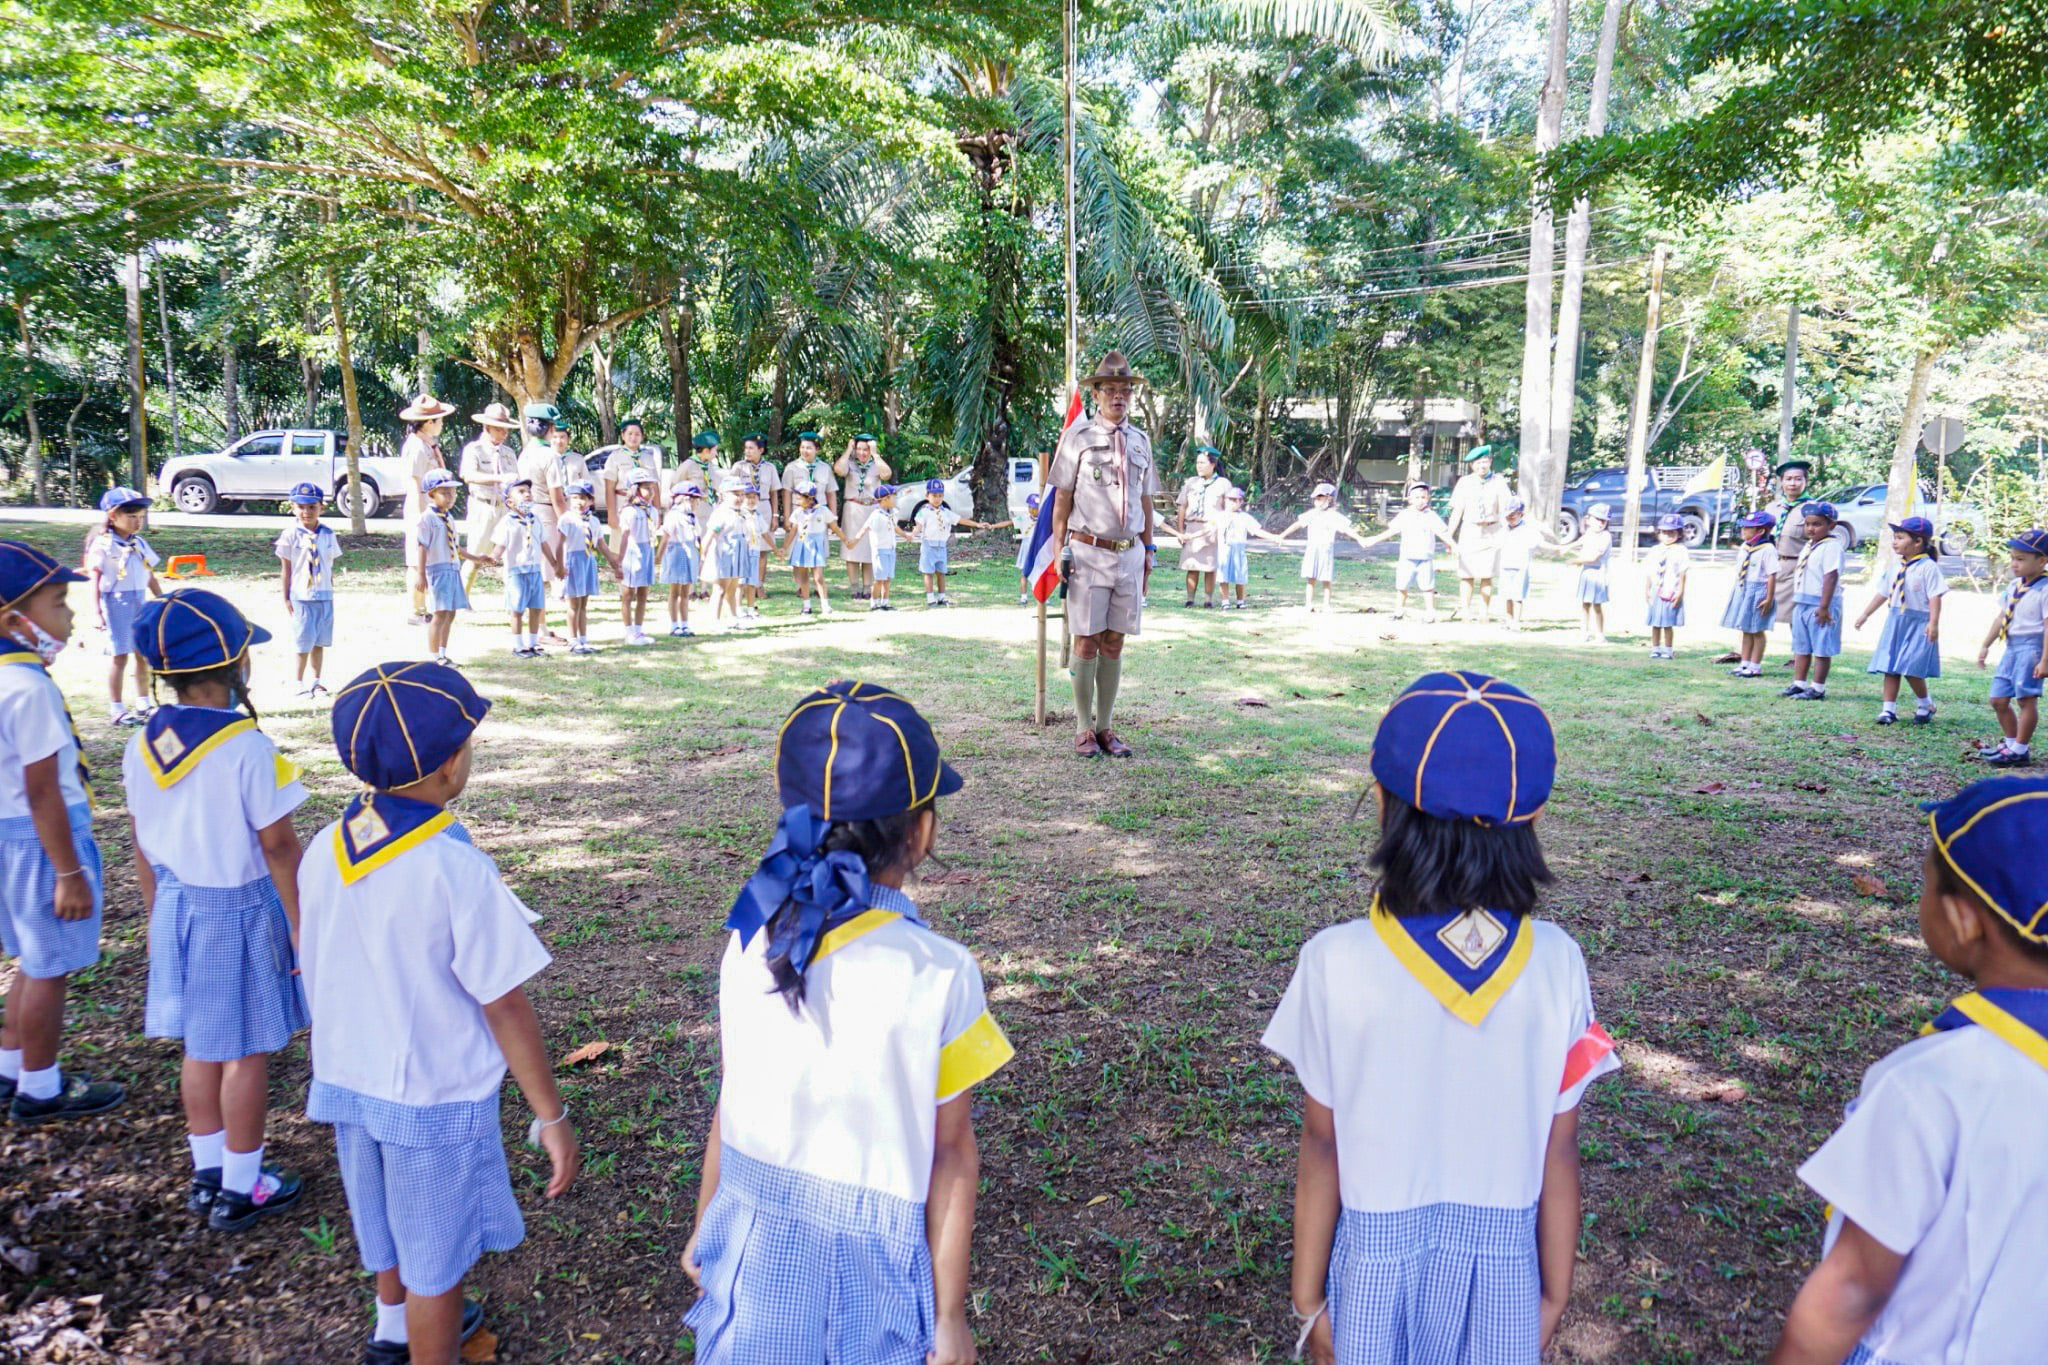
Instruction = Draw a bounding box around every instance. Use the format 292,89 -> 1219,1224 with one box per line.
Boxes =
9,1074 -> 126,1124
360,1300 -> 486,1364
0,1075 -> 13,1106
1988,748 -> 2035,768
189,1168 -> 221,1215
208,1167 -> 306,1231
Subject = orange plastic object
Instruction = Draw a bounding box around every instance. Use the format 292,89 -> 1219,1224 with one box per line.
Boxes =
163,554 -> 214,579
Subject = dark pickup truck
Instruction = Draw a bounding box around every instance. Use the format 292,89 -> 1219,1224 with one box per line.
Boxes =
1556,467 -> 1742,548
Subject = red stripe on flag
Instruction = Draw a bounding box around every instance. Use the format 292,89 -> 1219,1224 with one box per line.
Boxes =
1559,1022 -> 1616,1094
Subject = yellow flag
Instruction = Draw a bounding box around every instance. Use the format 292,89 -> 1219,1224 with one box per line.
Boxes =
1681,455 -> 1727,495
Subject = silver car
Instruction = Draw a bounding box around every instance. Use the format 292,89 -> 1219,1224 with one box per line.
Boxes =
160,428 -> 404,519
1818,482 -> 1985,556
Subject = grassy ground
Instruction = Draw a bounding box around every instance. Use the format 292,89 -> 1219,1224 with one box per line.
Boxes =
0,513 -> 2018,1363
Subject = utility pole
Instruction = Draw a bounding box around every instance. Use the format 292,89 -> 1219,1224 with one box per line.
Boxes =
1620,246 -> 1669,568
1777,302 -> 1799,469
123,250 -> 147,491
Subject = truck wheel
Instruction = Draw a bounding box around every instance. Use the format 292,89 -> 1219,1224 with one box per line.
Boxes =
335,479 -> 380,523
1555,510 -> 1581,542
172,476 -> 219,515
1939,524 -> 1974,558
1680,511 -> 1709,548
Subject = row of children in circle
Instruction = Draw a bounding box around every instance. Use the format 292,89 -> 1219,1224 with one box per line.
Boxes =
3,542 -> 2042,1364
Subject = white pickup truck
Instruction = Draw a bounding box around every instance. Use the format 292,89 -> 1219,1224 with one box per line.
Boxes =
160,429 -> 407,519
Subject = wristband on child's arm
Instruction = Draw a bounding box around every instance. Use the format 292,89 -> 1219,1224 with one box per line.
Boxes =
526,1104 -> 570,1148
55,867 -> 85,879
1290,1300 -> 1326,1359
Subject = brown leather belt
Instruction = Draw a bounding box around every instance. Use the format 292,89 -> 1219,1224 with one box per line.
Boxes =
1070,531 -> 1137,552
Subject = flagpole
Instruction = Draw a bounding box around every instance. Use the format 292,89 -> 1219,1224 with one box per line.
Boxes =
1038,0 -> 1079,729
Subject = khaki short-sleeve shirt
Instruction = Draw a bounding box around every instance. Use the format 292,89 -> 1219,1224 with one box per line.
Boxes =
1051,418 -> 1157,539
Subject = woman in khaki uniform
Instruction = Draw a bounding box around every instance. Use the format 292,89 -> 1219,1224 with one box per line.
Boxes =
835,433 -> 892,601
1176,445 -> 1228,608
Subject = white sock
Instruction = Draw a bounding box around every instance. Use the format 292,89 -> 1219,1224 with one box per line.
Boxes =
1917,699 -> 1935,713
222,1144 -> 264,1197
189,1129 -> 226,1173
0,1047 -> 20,1080
375,1298 -> 409,1345
2017,742 -> 2032,755
19,1064 -> 61,1100
108,702 -> 125,719
1811,682 -> 1827,694
1880,702 -> 1897,715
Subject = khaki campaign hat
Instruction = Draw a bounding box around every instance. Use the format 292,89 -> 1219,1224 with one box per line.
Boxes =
1080,352 -> 1146,389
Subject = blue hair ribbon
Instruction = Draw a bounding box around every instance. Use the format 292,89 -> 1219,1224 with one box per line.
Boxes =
725,804 -> 872,979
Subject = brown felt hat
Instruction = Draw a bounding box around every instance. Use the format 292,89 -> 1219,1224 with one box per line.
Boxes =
1080,351 -> 1145,389
399,394 -> 456,421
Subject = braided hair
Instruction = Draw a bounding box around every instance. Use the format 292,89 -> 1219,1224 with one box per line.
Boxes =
154,660 -> 260,728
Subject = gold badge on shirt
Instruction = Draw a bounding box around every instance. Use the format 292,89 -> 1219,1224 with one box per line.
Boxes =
1437,909 -> 1507,970
148,727 -> 187,766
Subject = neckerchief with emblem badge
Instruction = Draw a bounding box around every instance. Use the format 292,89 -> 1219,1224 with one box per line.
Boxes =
1737,535 -> 1769,588
576,510 -> 604,556
1920,988 -> 2048,1072
1370,894 -> 1534,1026
104,531 -> 145,589
0,634 -> 91,803
334,791 -> 471,885
140,705 -> 258,788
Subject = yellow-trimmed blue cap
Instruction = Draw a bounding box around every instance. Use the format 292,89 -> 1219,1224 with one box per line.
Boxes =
0,540 -> 86,611
133,589 -> 270,674
1370,671 -> 1555,826
332,661 -> 491,790
1924,777 -> 2048,942
776,680 -> 962,822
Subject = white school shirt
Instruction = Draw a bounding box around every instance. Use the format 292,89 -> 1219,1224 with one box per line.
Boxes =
2000,575 -> 2048,638
788,505 -> 830,541
122,712 -> 306,887
1798,1026 -> 2048,1364
490,507 -> 546,570
1878,556 -> 1947,613
1578,528 -> 1612,569
659,505 -> 697,547
273,524 -> 341,599
1734,537 -> 1776,592
716,888 -> 1012,1204
0,661 -> 87,817
85,532 -> 159,595
912,502 -> 960,546
1794,534 -> 1845,598
865,508 -> 904,556
1217,509 -> 1262,546
617,500 -> 657,551
559,511 -> 605,559
1262,915 -> 1618,1213
1497,519 -> 1538,573
1389,507 -> 1451,561
298,818 -> 550,1107
1645,543 -> 1690,600
701,503 -> 749,547
1301,506 -> 1353,550
414,508 -> 459,567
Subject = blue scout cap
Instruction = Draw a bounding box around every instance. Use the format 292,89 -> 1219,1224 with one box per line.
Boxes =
289,482 -> 325,506
133,588 -> 271,675
99,486 -> 150,513
332,661 -> 491,791
1923,777 -> 2048,943
873,483 -> 896,499
693,430 -> 720,449
1656,513 -> 1684,532
719,475 -> 744,493
1800,501 -> 1838,523
1463,444 -> 1494,463
1314,482 -> 1337,497
794,482 -> 818,498
2008,528 -> 2048,556
797,430 -> 822,443
925,479 -> 946,494
1370,671 -> 1555,827
422,469 -> 458,492
568,480 -> 595,497
669,485 -> 690,502
1224,487 -> 1244,502
507,476 -> 533,491
684,484 -> 705,498
1585,502 -> 1612,522
776,680 -> 962,822
522,402 -> 561,424
1507,498 -> 1526,513
0,540 -> 86,611
625,468 -> 657,487
1026,492 -> 1044,512
1739,510 -> 1776,529
1890,516 -> 1935,538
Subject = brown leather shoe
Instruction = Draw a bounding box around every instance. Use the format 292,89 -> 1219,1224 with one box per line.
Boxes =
1074,731 -> 1101,758
1097,729 -> 1133,758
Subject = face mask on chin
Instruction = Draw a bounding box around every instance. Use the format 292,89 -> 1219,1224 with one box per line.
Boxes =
19,617 -> 65,664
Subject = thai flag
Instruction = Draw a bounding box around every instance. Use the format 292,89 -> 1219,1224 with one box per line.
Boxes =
1018,388 -> 1083,603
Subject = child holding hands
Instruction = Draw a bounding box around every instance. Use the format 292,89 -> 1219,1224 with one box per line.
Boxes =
1855,516 -> 1946,725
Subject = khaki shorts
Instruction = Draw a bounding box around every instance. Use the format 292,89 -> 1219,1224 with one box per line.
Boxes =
1067,540 -> 1144,637
466,501 -> 504,556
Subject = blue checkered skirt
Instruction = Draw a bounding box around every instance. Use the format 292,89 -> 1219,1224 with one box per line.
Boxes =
659,541 -> 699,586
1220,543 -> 1249,586
919,543 -> 949,576
1327,1202 -> 1540,1365
1868,607 -> 1941,678
710,534 -> 746,582
1842,1343 -> 1905,1365
743,542 -> 764,587
564,549 -> 599,599
790,534 -> 828,570
1991,634 -> 2045,700
1577,566 -> 1609,604
102,590 -> 145,656
1791,595 -> 1843,657
686,1145 -> 934,1364
0,804 -> 103,980
621,539 -> 656,589
503,566 -> 544,613
1647,596 -> 1685,628
425,561 -> 469,612
1300,544 -> 1335,582
309,1081 -> 525,1298
144,870 -> 307,1062
291,597 -> 335,652
1720,583 -> 1771,633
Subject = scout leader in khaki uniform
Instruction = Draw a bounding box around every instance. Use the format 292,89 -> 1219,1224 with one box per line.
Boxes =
1050,351 -> 1160,760
1445,443 -> 1511,623
1764,459 -> 1814,631
459,402 -> 519,592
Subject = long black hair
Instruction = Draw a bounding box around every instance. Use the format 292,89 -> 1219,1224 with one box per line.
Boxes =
1369,791 -> 1552,918
766,804 -> 929,1012
156,660 -> 260,728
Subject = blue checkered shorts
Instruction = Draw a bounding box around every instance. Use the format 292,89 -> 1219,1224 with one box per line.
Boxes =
1992,635 -> 2045,700
504,566 -> 544,612
873,545 -> 898,583
425,561 -> 469,613
308,1081 -> 525,1298
102,591 -> 146,657
0,804 -> 104,979
1327,1202 -> 1540,1365
1791,595 -> 1843,658
291,597 -> 335,652
919,543 -> 949,576
686,1145 -> 934,1364
144,871 -> 307,1062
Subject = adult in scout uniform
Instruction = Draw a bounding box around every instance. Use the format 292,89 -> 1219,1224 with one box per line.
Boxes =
458,403 -> 518,593
601,418 -> 664,523
670,431 -> 720,502
513,405 -> 572,636
784,431 -> 839,523
1176,446 -> 1228,609
398,395 -> 454,625
1049,351 -> 1159,760
1766,459 -> 1815,629
735,434 -> 783,536
1445,444 -> 1511,622
836,433 -> 894,601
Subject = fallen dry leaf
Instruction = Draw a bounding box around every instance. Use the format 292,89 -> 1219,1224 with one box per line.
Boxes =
561,1041 -> 613,1067
1851,872 -> 1887,898
1693,781 -> 1728,795
1709,1082 -> 1750,1103
460,1327 -> 499,1362
1624,871 -> 1653,884
1694,713 -> 1714,727
1235,697 -> 1269,708
1794,781 -> 1830,793
922,870 -> 987,886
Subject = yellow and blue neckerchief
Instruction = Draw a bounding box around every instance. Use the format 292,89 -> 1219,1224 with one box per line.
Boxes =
1921,988 -> 2048,1072
103,531 -> 148,590
139,706 -> 259,789
1371,894 -> 1534,1026
431,507 -> 458,556
333,791 -> 469,885
0,635 -> 91,802
1737,536 -> 1769,585
292,525 -> 331,592
1892,553 -> 1928,609
2000,575 -> 2041,641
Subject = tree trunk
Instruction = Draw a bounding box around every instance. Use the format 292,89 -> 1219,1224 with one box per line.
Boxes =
300,298 -> 322,424
963,127 -> 1026,522
1878,348 -> 1940,578
1517,0 -> 1570,527
590,333 -> 619,446
14,303 -> 46,503
124,251 -> 148,489
65,386 -> 88,507
657,300 -> 693,452
1255,375 -> 1273,489
1544,0 -> 1620,507
1407,371 -> 1427,484
221,341 -> 240,444
154,250 -> 182,462
324,216 -> 368,535
769,360 -> 789,445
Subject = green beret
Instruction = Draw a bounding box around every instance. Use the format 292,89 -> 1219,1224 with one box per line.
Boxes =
692,431 -> 720,449
1463,444 -> 1494,463
1774,459 -> 1812,477
854,432 -> 877,443
797,430 -> 822,443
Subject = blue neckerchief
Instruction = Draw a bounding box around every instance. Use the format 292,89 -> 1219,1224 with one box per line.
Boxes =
1922,988 -> 2048,1072
725,803 -> 873,980
0,634 -> 92,801
1371,895 -> 1533,1026
141,705 -> 254,788
335,791 -> 470,885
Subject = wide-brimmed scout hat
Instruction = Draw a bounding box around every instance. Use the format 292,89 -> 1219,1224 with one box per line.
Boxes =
1080,351 -> 1145,390
400,394 -> 456,422
471,402 -> 516,429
